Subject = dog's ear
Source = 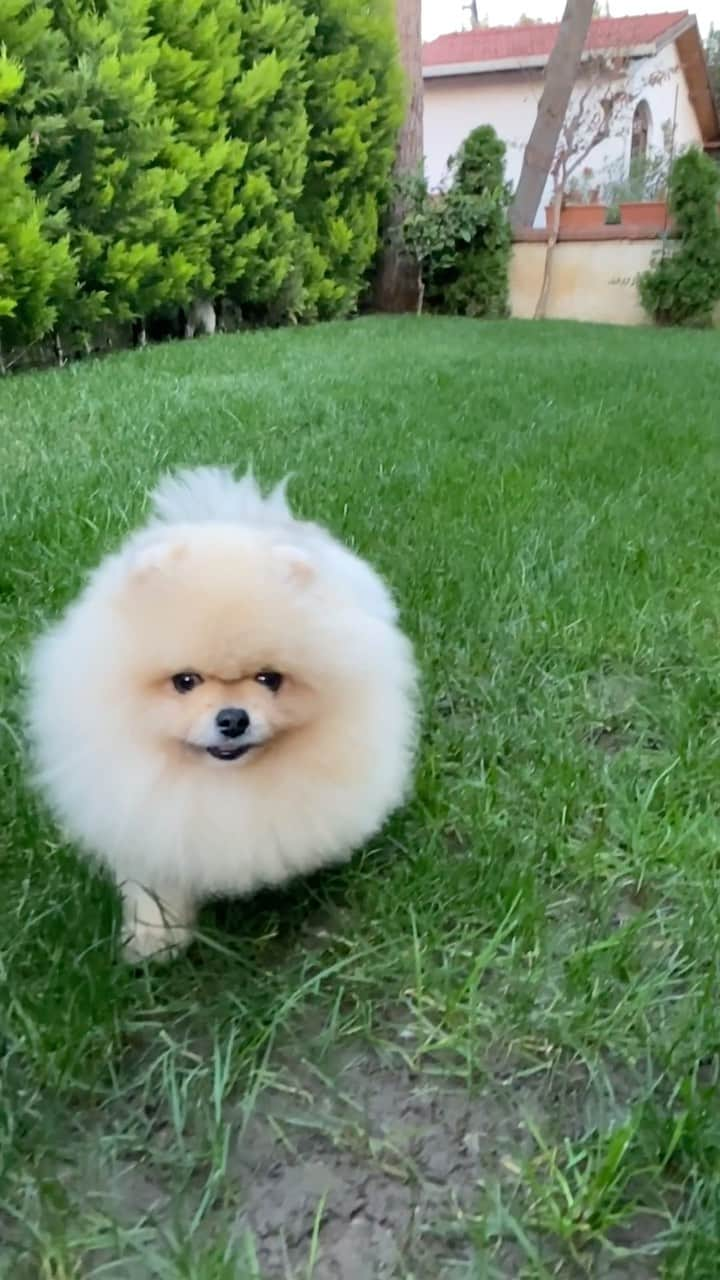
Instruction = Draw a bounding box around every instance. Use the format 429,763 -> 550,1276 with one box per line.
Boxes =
272,544 -> 315,587
127,537 -> 188,582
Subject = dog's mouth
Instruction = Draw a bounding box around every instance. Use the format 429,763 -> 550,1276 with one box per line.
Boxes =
206,744 -> 256,762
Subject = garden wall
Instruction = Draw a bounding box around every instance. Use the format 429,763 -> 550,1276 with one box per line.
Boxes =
510,228 -> 662,325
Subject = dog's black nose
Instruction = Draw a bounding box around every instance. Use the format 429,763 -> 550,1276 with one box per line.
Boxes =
216,707 -> 250,739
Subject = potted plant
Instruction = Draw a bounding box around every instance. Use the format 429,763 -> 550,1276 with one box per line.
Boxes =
546,168 -> 607,231
548,201 -> 608,231
611,150 -> 673,232
619,201 -> 669,231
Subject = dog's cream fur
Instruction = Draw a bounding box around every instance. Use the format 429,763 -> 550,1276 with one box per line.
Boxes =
28,468 -> 417,961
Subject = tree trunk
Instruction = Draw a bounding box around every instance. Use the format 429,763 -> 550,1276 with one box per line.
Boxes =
510,0 -> 595,231
535,187 -> 563,319
375,0 -> 423,312
53,331 -> 66,367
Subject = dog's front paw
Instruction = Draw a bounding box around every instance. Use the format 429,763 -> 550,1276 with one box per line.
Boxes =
121,883 -> 194,964
122,918 -> 193,964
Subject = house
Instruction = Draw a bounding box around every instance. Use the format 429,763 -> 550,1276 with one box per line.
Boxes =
423,12 -> 720,225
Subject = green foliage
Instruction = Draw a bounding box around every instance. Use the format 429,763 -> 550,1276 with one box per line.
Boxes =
453,124 -> 507,199
399,126 -> 511,318
639,148 -> 720,327
297,0 -> 403,318
399,171 -> 496,304
0,0 -> 84,248
603,148 -> 673,206
442,127 -> 511,318
0,42 -> 75,353
227,0 -> 314,321
5,0 -> 193,333
147,0 -> 247,302
0,0 -> 402,353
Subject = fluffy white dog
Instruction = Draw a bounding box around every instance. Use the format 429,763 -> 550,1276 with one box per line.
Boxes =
27,468 -> 418,962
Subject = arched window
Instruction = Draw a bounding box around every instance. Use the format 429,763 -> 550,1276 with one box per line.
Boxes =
630,101 -> 651,163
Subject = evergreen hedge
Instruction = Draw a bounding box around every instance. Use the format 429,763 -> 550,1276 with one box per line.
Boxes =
639,148 -> 720,328
0,0 -> 401,355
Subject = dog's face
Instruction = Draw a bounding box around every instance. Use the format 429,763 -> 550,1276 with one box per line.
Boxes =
112,526 -> 334,767
149,665 -> 314,764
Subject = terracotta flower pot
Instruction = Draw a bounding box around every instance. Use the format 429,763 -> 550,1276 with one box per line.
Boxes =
545,203 -> 608,232
620,201 -> 671,232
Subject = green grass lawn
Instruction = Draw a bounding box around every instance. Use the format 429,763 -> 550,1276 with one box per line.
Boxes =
2,316 -> 720,1278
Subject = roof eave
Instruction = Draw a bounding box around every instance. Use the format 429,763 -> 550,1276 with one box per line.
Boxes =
423,44 -> 656,79
673,19 -> 720,145
654,13 -> 695,52
424,55 -> 546,78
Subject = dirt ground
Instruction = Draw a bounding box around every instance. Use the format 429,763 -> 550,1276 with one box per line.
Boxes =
232,1048 -> 529,1278
21,1027 -> 662,1279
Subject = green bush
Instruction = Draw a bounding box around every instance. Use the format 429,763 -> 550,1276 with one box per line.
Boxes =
0,44 -> 75,356
639,148 -> 720,327
441,127 -> 511,319
297,0 -> 403,318
148,0 -> 247,305
24,0 -> 193,334
0,0 -> 402,354
227,0 -> 314,322
399,126 -> 511,319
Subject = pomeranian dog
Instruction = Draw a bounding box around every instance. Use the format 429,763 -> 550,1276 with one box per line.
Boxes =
28,467 -> 417,962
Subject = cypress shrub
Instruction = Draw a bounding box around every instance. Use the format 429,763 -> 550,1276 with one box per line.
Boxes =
435,126 -> 511,319
0,0 -> 404,351
297,0 -> 403,318
227,0 -> 314,321
0,42 -> 74,356
639,148 -> 720,327
148,0 -> 248,304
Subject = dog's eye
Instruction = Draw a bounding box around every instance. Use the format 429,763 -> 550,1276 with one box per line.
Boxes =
171,672 -> 203,694
255,671 -> 283,693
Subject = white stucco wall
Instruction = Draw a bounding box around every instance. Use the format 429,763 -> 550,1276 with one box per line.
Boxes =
511,236 -> 719,327
510,237 -> 655,324
423,42 -> 703,226
640,42 -> 703,156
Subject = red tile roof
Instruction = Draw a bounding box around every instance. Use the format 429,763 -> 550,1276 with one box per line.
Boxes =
423,12 -> 690,68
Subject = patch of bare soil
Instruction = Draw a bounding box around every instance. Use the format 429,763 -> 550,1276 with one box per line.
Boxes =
227,1047 -> 535,1278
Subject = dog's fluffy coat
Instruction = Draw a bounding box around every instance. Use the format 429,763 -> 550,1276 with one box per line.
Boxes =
28,468 -> 417,960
